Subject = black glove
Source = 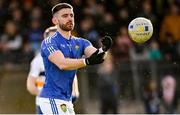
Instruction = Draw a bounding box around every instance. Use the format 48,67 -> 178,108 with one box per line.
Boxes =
85,50 -> 105,65
101,36 -> 113,52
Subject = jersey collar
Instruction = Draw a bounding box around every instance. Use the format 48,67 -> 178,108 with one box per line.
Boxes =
56,31 -> 72,41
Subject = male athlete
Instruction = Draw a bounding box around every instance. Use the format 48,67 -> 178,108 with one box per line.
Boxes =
38,3 -> 112,114
27,26 -> 80,114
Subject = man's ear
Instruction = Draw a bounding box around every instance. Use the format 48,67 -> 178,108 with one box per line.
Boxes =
52,17 -> 58,25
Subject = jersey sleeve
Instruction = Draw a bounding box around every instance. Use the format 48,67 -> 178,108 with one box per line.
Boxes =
41,37 -> 59,57
28,56 -> 41,77
80,38 -> 92,52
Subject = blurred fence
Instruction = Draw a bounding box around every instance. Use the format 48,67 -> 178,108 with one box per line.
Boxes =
82,60 -> 180,98
0,61 -> 179,113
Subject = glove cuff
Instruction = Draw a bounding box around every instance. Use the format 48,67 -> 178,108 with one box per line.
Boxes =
83,59 -> 87,66
84,58 -> 89,65
99,47 -> 104,53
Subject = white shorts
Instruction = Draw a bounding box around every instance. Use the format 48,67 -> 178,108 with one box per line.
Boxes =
36,96 -> 39,105
38,97 -> 75,115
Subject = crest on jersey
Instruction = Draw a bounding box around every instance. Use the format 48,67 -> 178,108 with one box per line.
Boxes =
75,45 -> 80,50
60,104 -> 67,112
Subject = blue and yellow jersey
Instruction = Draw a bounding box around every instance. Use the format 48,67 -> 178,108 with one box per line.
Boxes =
40,31 -> 91,101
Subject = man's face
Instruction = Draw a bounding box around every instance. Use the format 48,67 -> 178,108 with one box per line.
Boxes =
55,8 -> 74,31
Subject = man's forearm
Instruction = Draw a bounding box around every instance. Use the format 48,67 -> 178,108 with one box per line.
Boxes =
27,87 -> 40,95
48,51 -> 87,70
56,58 -> 86,70
27,76 -> 40,95
48,50 -> 104,70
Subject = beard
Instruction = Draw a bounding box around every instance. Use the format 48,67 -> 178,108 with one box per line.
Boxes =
58,20 -> 74,31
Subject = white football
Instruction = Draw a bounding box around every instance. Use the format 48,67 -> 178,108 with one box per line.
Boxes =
128,17 -> 153,43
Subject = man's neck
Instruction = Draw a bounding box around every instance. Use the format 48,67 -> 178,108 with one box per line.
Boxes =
57,28 -> 71,39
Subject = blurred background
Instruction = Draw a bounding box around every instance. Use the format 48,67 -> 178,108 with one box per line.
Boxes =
0,0 -> 180,114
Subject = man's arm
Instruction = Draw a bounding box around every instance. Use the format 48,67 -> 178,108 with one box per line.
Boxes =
26,54 -> 41,96
72,75 -> 79,97
48,49 -> 105,70
84,36 -> 113,58
48,50 -> 86,70
26,76 -> 39,95
72,75 -> 79,103
44,37 -> 109,70
84,45 -> 97,57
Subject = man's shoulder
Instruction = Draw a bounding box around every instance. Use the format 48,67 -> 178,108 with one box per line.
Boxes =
72,36 -> 89,42
72,36 -> 82,40
42,34 -> 58,45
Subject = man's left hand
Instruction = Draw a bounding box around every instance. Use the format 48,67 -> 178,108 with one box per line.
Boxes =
101,36 -> 113,52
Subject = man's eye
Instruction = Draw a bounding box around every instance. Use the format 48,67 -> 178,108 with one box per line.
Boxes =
62,14 -> 68,17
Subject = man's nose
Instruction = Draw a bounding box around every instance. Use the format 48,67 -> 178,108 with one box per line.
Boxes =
68,15 -> 73,21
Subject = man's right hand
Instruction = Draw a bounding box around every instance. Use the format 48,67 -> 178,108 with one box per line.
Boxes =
85,50 -> 105,65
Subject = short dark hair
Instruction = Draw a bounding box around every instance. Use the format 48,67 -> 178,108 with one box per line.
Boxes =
51,3 -> 73,15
